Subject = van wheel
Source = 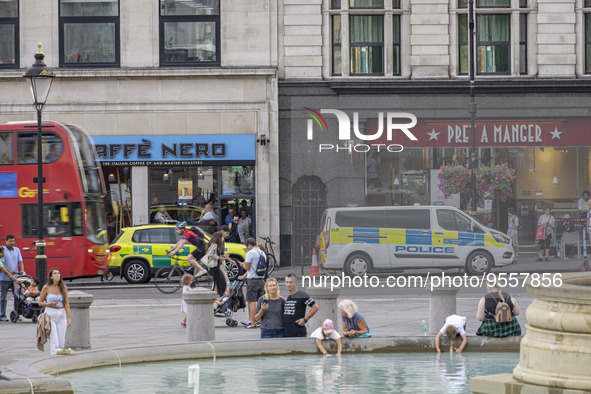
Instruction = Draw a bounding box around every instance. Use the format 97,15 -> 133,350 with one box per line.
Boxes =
344,253 -> 371,277
465,251 -> 493,275
123,260 -> 150,284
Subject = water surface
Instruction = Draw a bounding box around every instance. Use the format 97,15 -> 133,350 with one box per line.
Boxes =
62,352 -> 518,393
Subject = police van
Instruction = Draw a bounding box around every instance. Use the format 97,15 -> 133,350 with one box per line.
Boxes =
319,206 -> 515,276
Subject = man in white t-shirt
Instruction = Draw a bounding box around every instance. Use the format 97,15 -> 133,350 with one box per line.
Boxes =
435,314 -> 467,354
238,238 -> 266,328
199,203 -> 216,222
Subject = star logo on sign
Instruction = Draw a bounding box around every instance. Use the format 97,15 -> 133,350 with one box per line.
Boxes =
427,129 -> 440,141
549,127 -> 563,140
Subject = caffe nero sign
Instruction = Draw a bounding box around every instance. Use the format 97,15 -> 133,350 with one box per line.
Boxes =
92,135 -> 256,166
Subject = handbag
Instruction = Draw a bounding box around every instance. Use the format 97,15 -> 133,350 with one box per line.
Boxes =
535,226 -> 546,240
200,245 -> 218,269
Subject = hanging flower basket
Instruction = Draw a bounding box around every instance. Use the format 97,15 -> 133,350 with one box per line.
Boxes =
437,162 -> 516,203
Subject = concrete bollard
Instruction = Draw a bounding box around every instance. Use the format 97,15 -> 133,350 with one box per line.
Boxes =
184,287 -> 218,342
64,290 -> 94,349
427,281 -> 459,335
305,285 -> 342,334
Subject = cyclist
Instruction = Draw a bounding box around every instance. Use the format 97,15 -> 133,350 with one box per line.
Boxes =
167,222 -> 208,277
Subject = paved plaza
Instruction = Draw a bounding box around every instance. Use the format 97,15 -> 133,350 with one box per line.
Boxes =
0,255 -> 584,391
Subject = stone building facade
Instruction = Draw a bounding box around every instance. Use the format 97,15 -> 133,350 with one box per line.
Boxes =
278,0 -> 591,266
0,0 -> 280,253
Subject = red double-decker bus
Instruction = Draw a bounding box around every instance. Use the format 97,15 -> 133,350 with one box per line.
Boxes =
0,121 -> 107,279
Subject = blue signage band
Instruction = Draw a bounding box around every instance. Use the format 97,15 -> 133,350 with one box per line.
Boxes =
92,134 -> 256,164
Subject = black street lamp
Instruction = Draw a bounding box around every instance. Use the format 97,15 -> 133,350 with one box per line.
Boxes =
468,0 -> 478,214
23,43 -> 54,287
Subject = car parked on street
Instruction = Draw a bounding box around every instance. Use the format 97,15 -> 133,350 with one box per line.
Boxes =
108,224 -> 246,284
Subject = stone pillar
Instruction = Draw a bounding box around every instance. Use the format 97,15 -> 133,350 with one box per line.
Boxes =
427,282 -> 459,335
131,166 -> 148,225
64,291 -> 94,349
512,273 -> 591,391
184,287 -> 218,342
305,286 -> 342,334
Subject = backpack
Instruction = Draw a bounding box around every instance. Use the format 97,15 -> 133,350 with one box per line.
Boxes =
186,228 -> 206,256
494,294 -> 512,323
512,216 -> 520,230
255,250 -> 267,278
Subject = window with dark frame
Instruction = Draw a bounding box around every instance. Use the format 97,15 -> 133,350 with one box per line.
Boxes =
331,1 -> 399,76
332,15 -> 342,75
519,13 -> 527,74
476,14 -> 510,74
350,15 -> 384,75
393,15 -> 401,75
59,0 -> 120,67
0,0 -> 18,68
458,0 -> 525,75
586,4 -> 591,74
458,14 -> 469,75
159,0 -> 220,66
349,0 -> 383,8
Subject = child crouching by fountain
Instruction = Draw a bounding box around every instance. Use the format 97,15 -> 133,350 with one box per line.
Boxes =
311,319 -> 342,357
435,314 -> 467,354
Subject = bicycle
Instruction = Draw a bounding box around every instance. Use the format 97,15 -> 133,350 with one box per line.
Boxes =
154,254 -> 209,294
260,236 -> 278,275
155,253 -> 240,293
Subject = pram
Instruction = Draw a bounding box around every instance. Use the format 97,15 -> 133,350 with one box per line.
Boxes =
214,279 -> 246,327
10,275 -> 43,323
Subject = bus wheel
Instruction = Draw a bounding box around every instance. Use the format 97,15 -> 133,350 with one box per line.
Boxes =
465,251 -> 493,276
123,260 -> 150,284
344,253 -> 371,277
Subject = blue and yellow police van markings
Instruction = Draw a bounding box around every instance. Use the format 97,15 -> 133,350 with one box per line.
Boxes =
351,228 -> 383,244
330,227 -> 504,250
405,229 -> 432,245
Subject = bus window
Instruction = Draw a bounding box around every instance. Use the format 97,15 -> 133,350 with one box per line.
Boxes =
72,204 -> 84,236
0,133 -> 13,164
17,131 -> 62,164
47,208 -> 68,236
18,133 -> 37,164
66,125 -> 103,194
45,142 -> 63,163
86,201 -> 106,244
21,203 -> 81,237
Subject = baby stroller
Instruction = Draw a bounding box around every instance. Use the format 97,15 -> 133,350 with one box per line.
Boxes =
10,275 -> 43,323
214,279 -> 246,327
